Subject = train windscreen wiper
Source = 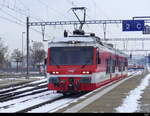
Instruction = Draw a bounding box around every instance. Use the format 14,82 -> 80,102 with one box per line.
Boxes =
81,59 -> 92,69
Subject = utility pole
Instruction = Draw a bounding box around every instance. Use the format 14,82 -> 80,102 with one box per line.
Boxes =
26,17 -> 29,79
22,32 -> 25,74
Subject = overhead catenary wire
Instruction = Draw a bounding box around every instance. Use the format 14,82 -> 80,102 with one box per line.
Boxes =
65,0 -> 77,7
91,0 -> 120,38
0,0 -> 6,10
37,0 -> 70,20
0,9 -> 25,24
17,0 -> 29,10
0,15 -> 24,26
0,0 -> 54,39
0,2 -> 44,22
0,14 -> 51,40
36,0 -> 77,39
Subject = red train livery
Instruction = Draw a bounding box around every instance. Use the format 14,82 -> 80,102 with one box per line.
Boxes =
46,31 -> 128,95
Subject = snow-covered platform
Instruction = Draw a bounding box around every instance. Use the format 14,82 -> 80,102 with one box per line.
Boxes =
56,69 -> 150,113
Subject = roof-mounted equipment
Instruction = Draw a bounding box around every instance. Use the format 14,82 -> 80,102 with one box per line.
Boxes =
73,29 -> 85,35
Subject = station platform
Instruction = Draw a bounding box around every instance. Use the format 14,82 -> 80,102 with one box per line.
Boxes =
57,70 -> 150,113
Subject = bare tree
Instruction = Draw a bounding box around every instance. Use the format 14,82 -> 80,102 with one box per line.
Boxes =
0,38 -> 8,68
11,49 -> 22,72
30,42 -> 46,69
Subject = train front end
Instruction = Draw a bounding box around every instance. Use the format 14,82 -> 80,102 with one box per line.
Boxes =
46,37 -> 97,95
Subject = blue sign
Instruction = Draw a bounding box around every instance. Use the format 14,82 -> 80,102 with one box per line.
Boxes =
122,20 -> 144,31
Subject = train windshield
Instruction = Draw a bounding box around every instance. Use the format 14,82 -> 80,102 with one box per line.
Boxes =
50,47 -> 94,66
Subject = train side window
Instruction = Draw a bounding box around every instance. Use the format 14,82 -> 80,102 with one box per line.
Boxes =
96,52 -> 101,64
116,56 -> 119,66
119,61 -> 125,72
115,60 -> 117,67
112,60 -> 115,73
106,59 -> 110,74
125,59 -> 128,66
123,61 -> 126,71
118,60 -> 121,72
97,58 -> 101,64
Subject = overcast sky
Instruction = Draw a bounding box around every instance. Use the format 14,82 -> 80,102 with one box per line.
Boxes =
0,0 -> 150,56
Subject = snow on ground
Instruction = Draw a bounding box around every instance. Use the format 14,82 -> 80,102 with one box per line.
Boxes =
0,91 -> 62,113
29,70 -> 143,113
115,73 -> 150,113
29,76 -> 46,79
0,70 -> 145,113
0,76 -> 46,82
29,77 -> 47,84
14,87 -> 35,92
28,98 -> 74,113
128,70 -> 143,76
0,77 -> 47,92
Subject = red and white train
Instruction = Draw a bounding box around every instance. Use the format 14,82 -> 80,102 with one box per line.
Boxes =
46,30 -> 128,95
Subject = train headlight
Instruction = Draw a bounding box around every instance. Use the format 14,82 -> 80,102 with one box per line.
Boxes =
82,71 -> 90,74
52,71 -> 59,74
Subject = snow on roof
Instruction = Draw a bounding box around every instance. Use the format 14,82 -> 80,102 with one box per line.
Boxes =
50,36 -> 95,43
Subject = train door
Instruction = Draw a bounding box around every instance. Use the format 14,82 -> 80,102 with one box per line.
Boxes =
106,57 -> 113,79
119,59 -> 124,76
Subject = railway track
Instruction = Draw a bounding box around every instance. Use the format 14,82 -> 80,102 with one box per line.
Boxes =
0,81 -> 47,94
17,95 -> 65,113
0,79 -> 47,102
0,91 -> 54,109
0,91 -> 63,113
0,71 -> 143,113
0,88 -> 48,102
27,73 -> 139,113
17,92 -> 86,113
0,73 -> 44,78
20,72 -> 142,113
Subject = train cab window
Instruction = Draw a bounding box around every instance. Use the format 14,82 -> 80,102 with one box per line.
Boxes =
50,47 -> 94,66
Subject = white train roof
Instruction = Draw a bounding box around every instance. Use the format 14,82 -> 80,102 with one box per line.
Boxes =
50,36 -> 95,43
48,35 -> 128,58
